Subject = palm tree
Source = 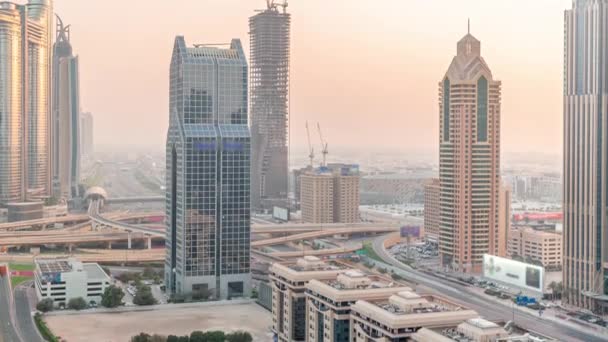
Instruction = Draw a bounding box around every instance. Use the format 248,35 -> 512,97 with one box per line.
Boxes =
548,281 -> 558,301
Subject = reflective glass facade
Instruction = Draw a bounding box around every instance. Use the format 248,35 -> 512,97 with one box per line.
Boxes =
165,37 -> 251,299
0,4 -> 23,205
563,0 -> 608,314
0,0 -> 52,205
52,17 -> 80,199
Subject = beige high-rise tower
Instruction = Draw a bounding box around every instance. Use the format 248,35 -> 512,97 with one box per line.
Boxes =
439,28 -> 501,274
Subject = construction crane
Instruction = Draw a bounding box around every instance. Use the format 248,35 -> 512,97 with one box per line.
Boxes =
306,122 -> 315,168
317,123 -> 328,167
266,0 -> 288,13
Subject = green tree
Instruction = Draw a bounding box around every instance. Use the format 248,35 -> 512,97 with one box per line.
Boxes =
36,298 -> 54,312
391,273 -> 403,281
167,336 -> 189,342
202,331 -> 225,342
101,285 -> 125,308
133,285 -> 157,306
190,331 -> 205,342
131,333 -> 152,342
67,297 -> 87,310
226,331 -> 253,342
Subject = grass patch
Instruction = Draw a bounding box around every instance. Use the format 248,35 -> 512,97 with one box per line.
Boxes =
11,276 -> 32,288
362,242 -> 383,262
9,263 -> 34,271
34,313 -> 59,342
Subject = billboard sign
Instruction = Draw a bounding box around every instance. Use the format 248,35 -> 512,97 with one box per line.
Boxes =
272,206 -> 289,222
400,225 -> 421,238
483,254 -> 544,292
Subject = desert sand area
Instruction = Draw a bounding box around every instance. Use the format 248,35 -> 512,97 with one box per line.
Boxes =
44,302 -> 273,341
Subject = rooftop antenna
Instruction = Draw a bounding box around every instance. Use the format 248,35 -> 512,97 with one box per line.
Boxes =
317,123 -> 328,167
305,122 -> 314,168
467,18 -> 470,34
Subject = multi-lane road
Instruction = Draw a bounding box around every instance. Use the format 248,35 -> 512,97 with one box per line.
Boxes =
371,234 -> 607,342
0,276 -> 21,342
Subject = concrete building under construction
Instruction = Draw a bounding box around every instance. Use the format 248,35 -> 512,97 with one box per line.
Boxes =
249,0 -> 290,211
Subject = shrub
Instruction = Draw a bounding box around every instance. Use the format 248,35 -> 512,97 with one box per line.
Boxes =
226,331 -> 253,342
68,297 -> 87,310
36,298 -> 54,312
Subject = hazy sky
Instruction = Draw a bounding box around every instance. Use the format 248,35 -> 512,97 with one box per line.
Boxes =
55,0 -> 570,156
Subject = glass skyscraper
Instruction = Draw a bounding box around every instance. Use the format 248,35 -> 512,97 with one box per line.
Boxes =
563,0 -> 608,314
165,37 -> 251,299
0,0 -> 52,205
52,16 -> 80,199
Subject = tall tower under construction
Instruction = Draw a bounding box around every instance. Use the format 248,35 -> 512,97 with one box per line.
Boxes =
249,0 -> 290,211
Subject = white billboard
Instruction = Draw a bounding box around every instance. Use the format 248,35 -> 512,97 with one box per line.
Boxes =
482,254 -> 544,292
272,206 -> 289,222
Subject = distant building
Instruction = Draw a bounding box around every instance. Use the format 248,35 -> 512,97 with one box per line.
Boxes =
52,16 -> 81,199
424,178 -> 440,240
497,183 -> 512,258
269,256 -> 348,342
164,37 -> 251,300
249,1 -> 290,210
350,291 -> 478,341
7,202 -> 44,222
300,165 -> 360,224
306,270 -> 411,342
439,28 -> 501,273
360,172 -> 432,205
0,0 -> 53,205
563,0 -> 608,316
508,227 -> 562,268
79,112 -> 94,158
34,258 -> 111,308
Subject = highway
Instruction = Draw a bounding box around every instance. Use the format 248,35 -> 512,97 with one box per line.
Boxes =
0,276 -> 22,342
252,226 -> 398,247
0,215 -> 90,231
14,282 -> 43,342
370,234 -> 606,342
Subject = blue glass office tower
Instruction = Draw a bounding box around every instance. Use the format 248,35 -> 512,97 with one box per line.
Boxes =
165,37 -> 251,299
563,0 -> 608,314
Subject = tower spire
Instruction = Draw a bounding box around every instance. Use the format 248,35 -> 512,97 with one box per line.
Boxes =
468,18 -> 470,34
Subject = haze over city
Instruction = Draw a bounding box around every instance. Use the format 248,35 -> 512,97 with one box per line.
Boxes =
57,0 -> 568,156
2,0 -> 608,341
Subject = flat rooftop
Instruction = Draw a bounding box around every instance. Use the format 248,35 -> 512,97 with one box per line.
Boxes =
36,259 -> 72,274
285,256 -> 348,272
323,271 -> 398,290
362,291 -> 469,316
82,263 -> 109,280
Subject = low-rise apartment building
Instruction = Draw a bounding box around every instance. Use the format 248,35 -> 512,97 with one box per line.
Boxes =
350,291 -> 478,341
269,256 -> 348,342
305,270 -> 411,342
508,227 -> 562,268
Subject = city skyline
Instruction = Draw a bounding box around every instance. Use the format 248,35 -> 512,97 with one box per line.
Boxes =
54,0 -> 568,156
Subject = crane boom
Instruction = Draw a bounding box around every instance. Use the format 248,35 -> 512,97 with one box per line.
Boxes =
317,123 -> 328,167
306,121 -> 314,168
